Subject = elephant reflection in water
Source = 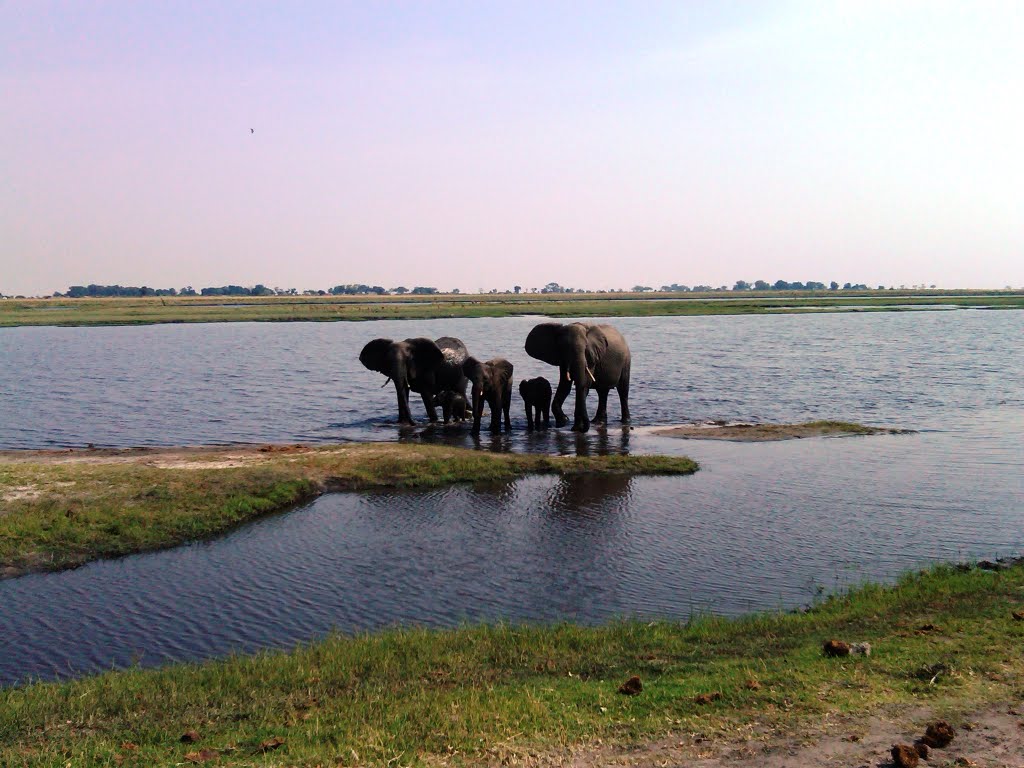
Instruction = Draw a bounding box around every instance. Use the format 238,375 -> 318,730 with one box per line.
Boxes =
551,426 -> 631,457
546,473 -> 634,518
463,471 -> 634,520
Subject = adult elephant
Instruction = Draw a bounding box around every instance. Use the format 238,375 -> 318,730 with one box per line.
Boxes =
359,336 -> 469,425
524,322 -> 631,432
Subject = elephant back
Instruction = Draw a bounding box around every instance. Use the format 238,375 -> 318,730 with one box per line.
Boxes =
435,336 -> 470,392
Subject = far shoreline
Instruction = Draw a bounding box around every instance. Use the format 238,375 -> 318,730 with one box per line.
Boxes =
2,289 -> 1022,328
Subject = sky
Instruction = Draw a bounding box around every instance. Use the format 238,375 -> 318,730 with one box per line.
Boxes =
2,1 -> 1022,296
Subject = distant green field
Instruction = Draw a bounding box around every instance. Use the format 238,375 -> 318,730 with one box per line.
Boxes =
1,290 -> 1022,327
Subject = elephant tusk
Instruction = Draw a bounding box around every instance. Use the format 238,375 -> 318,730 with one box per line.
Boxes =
381,377 -> 392,388
586,367 -> 596,383
565,370 -> 571,382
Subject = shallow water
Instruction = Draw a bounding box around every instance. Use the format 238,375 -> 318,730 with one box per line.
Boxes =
0,310 -> 1022,685
1,310 -> 1022,449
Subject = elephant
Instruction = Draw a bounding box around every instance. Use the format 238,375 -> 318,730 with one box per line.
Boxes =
524,322 -> 631,432
519,376 -> 552,430
359,336 -> 469,425
462,356 -> 514,434
432,390 -> 470,423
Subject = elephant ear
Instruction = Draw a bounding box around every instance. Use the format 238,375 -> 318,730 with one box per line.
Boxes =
491,358 -> 514,381
525,323 -> 564,366
462,356 -> 484,384
406,338 -> 443,372
359,338 -> 394,373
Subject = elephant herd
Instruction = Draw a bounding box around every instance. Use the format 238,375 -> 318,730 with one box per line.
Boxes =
359,322 -> 631,434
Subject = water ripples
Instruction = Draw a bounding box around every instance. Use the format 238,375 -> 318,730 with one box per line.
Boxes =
0,312 -> 1022,684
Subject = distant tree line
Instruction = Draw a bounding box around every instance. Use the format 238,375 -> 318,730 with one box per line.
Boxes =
52,283 -> 446,298
46,280 -> 935,299
729,280 -> 873,291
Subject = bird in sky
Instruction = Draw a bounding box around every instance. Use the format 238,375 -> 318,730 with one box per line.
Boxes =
250,128 -> 254,134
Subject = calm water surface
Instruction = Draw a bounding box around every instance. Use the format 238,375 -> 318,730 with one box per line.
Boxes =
0,311 -> 1022,685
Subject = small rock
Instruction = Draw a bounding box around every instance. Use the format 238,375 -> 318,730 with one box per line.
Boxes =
922,720 -> 956,748
913,740 -> 930,759
180,731 -> 200,744
891,743 -> 920,767
953,758 -> 977,767
1012,611 -> 1024,621
823,639 -> 851,657
850,642 -> 872,656
617,676 -> 643,696
693,691 -> 722,704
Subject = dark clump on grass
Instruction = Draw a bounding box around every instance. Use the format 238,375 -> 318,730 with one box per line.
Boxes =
891,743 -> 920,768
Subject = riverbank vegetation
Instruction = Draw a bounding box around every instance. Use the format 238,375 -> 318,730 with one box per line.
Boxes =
3,561 -> 1023,766
653,420 -> 910,441
0,443 -> 698,578
2,289 -> 1023,327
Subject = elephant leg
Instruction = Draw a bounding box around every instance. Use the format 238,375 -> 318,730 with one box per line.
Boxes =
524,402 -> 534,431
503,388 -> 512,432
441,399 -> 451,424
489,395 -> 501,433
571,383 -> 590,433
617,363 -> 631,423
420,392 -> 440,423
593,388 -> 610,425
542,404 -> 550,429
552,368 -> 572,427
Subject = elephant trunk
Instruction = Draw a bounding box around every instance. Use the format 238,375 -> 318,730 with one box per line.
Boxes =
391,371 -> 413,425
471,385 -> 486,433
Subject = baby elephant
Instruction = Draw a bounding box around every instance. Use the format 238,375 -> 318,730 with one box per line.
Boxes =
432,390 -> 470,423
519,377 -> 552,430
463,357 -> 514,434
430,393 -> 468,423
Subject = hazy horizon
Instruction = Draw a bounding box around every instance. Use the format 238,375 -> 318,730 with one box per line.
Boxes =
3,2 -> 1022,296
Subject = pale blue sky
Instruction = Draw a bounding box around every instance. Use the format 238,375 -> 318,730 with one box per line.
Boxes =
2,1 -> 1022,295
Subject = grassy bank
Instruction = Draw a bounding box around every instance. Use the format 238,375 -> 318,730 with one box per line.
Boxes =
0,443 -> 698,578
2,290 -> 1023,327
654,420 -> 912,441
3,562 -> 1024,766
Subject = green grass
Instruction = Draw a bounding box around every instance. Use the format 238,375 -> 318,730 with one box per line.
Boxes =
2,289 -> 1023,327
0,444 -> 698,577
3,563 -> 1024,766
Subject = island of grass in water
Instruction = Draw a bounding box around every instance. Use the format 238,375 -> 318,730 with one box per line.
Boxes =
652,420 -> 911,441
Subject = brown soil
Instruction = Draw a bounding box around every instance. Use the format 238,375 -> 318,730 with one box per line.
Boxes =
533,703 -> 1024,767
651,422 -> 903,442
0,443 -> 330,467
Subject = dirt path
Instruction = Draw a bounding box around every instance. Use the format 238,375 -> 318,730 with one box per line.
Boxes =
0,443 -> 336,467
553,704 -> 1024,767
